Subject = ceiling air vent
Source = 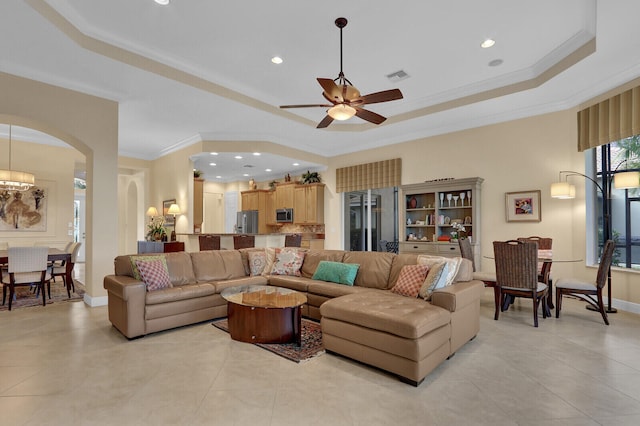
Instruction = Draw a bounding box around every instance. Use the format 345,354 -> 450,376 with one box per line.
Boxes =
243,164 -> 254,168
386,70 -> 409,82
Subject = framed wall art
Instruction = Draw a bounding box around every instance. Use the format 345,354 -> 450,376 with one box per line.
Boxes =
0,186 -> 48,231
505,190 -> 541,222
163,199 -> 176,226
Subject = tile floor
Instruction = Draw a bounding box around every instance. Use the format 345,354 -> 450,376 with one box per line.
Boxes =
1,286 -> 640,425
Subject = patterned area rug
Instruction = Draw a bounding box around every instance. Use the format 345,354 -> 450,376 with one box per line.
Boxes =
213,318 -> 325,363
0,280 -> 85,311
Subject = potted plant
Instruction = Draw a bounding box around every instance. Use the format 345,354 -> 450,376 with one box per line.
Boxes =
301,170 -> 321,184
193,169 -> 203,178
146,216 -> 167,241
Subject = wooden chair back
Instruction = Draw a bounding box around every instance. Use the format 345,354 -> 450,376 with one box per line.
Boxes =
284,234 -> 302,247
493,240 -> 539,290
233,235 -> 255,249
199,235 -> 221,251
596,240 -> 615,290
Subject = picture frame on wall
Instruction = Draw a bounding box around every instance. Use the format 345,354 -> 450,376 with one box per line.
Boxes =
163,199 -> 176,226
505,190 -> 541,222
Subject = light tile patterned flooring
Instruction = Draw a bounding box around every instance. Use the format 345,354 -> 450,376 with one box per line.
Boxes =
1,286 -> 640,425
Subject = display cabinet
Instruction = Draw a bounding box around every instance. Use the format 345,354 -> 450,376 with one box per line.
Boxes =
399,177 -> 483,264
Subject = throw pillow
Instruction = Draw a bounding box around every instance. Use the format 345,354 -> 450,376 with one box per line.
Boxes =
312,261 -> 360,286
129,255 -> 167,280
135,258 -> 172,292
454,258 -> 474,282
418,261 -> 448,300
270,249 -> 306,276
417,255 -> 462,287
247,250 -> 268,276
391,264 -> 430,297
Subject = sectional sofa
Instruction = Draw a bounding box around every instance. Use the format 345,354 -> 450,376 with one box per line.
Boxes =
103,248 -> 484,385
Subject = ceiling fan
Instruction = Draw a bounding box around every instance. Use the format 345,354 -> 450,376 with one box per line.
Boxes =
280,17 -> 403,129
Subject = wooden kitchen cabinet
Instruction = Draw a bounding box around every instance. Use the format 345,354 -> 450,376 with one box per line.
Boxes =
241,190 -> 260,211
294,183 -> 324,224
275,182 -> 295,209
265,190 -> 276,225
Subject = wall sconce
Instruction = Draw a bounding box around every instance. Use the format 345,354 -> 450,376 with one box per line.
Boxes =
167,203 -> 181,241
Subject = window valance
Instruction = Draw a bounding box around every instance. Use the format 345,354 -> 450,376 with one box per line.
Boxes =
336,158 -> 401,193
578,85 -> 640,151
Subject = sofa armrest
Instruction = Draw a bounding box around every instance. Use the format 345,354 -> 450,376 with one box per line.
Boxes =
103,275 -> 147,338
430,280 -> 484,312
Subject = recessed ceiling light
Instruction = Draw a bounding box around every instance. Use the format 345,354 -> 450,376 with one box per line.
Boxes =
292,163 -> 300,166
234,155 -> 243,159
253,152 -> 261,156
216,175 -> 222,179
209,162 -> 216,166
265,169 -> 272,172
243,173 -> 249,177
271,56 -> 283,64
481,39 -> 496,49
210,152 -> 218,156
154,0 -> 170,5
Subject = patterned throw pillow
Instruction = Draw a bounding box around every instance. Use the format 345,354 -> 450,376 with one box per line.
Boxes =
391,264 -> 430,297
418,261 -> 448,300
417,255 -> 462,287
270,248 -> 306,276
129,255 -> 167,280
247,250 -> 268,276
135,259 -> 172,292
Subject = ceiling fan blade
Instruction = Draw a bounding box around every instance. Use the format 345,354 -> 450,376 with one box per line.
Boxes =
280,104 -> 333,109
317,78 -> 343,103
354,107 -> 386,125
352,89 -> 403,106
316,115 -> 334,128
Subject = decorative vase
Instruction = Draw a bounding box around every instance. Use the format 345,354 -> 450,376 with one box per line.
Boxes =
409,197 -> 417,209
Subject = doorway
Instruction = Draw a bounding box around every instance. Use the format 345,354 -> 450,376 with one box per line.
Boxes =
343,187 -> 398,252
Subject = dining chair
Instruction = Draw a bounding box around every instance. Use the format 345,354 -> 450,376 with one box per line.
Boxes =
233,235 -> 255,249
1,246 -> 51,311
493,240 -> 548,327
517,236 -> 553,284
458,237 -> 497,284
50,241 -> 75,280
284,234 -> 302,247
50,242 -> 81,297
555,239 -> 615,325
198,235 -> 221,251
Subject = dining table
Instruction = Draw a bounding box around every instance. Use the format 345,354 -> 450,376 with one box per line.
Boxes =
0,248 -> 74,298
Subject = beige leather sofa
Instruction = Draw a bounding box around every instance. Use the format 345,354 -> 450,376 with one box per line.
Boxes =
104,249 -> 484,385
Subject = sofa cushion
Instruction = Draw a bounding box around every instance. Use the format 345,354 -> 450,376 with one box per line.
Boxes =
307,280 -> 376,299
454,258 -> 474,282
213,276 -> 269,293
145,282 -> 217,305
247,250 -> 268,276
418,261 -> 448,300
129,255 -> 165,280
270,249 -> 306,276
388,253 -> 420,288
311,261 -> 359,286
320,292 -> 450,339
136,258 -> 172,292
342,251 -> 395,289
300,250 -> 346,278
390,264 -> 429,297
164,252 -> 197,286
191,250 -> 246,282
417,255 -> 462,287
268,275 -> 312,292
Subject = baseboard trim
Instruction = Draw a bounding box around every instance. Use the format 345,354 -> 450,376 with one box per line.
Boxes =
605,297 -> 640,315
84,294 -> 108,307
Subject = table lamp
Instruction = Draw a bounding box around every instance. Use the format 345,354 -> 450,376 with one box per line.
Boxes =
167,203 -> 181,241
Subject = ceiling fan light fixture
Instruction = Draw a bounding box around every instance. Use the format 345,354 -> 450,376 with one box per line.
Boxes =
328,104 -> 356,121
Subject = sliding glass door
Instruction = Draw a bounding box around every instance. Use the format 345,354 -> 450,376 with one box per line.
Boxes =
343,187 -> 398,252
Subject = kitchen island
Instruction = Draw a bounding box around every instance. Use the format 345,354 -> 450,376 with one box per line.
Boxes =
177,233 -> 285,252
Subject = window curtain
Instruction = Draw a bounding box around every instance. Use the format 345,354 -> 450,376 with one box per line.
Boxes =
578,85 -> 640,151
336,158 -> 401,193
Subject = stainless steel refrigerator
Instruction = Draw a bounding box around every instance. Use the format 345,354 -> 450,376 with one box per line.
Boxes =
236,210 -> 259,234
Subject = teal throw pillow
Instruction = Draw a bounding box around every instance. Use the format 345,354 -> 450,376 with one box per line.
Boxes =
312,261 -> 360,286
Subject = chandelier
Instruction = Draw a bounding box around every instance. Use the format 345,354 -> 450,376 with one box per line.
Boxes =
0,125 -> 35,191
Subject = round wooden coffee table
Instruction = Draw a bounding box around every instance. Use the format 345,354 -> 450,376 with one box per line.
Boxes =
221,285 -> 307,346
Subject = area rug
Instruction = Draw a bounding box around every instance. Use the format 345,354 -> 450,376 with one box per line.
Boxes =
213,318 -> 325,363
0,281 -> 85,311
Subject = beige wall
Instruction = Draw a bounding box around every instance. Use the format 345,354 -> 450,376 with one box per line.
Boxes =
0,72 -> 118,305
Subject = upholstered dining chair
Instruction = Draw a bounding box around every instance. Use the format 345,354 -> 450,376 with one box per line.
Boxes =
284,234 -> 302,247
1,246 -> 51,311
49,241 -> 75,279
493,240 -> 548,327
50,242 -> 81,297
233,235 -> 255,249
198,235 -> 221,251
555,239 -> 615,325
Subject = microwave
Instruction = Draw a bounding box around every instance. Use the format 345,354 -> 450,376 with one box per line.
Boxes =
276,208 -> 294,223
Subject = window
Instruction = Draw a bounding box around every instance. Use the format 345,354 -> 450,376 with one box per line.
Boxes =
589,136 -> 640,270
